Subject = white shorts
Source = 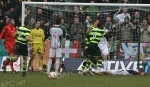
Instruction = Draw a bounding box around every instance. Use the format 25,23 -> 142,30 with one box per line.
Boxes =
98,43 -> 109,56
49,48 -> 62,58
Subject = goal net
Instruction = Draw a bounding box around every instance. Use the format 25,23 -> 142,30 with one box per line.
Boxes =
22,2 -> 150,61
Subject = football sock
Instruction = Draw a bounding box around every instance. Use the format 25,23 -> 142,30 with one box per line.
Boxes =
97,59 -> 103,70
103,60 -> 108,70
39,59 -> 43,68
47,59 -> 52,74
89,61 -> 96,70
55,58 -> 60,73
23,63 -> 27,72
10,61 -> 14,72
81,60 -> 88,72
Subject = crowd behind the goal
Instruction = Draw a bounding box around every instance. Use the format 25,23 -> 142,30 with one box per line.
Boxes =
0,0 -> 149,76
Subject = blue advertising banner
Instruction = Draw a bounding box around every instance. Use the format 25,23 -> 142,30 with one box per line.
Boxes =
64,58 -> 150,73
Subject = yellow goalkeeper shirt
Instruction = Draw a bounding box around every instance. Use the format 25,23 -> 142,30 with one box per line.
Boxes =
30,28 -> 45,45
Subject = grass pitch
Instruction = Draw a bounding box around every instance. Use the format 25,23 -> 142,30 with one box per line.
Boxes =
0,71 -> 149,87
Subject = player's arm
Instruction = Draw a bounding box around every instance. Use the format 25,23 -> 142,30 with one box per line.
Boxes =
25,36 -> 33,42
59,28 -> 63,36
28,30 -> 34,46
86,27 -> 91,34
24,29 -> 33,42
42,30 -> 45,42
30,30 -> 34,41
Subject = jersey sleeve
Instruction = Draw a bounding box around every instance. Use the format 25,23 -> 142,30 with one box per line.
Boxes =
42,30 -> 45,42
30,29 -> 33,39
29,29 -> 33,45
25,30 -> 30,36
59,28 -> 63,36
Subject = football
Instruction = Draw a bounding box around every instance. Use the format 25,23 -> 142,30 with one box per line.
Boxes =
48,72 -> 58,79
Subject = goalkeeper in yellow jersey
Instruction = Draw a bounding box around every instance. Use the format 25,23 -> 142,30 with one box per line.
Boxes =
29,20 -> 45,71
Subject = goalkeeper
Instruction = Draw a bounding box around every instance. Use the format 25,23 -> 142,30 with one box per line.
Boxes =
79,19 -> 105,76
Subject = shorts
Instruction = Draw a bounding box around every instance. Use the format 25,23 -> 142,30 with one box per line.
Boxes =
49,48 -> 62,58
98,43 -> 109,56
32,44 -> 44,54
86,43 -> 101,57
14,42 -> 28,56
5,41 -> 15,54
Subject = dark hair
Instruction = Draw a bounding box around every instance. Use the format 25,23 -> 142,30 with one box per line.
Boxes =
65,34 -> 70,40
36,20 -> 41,23
92,19 -> 98,24
124,16 -> 129,20
8,18 -> 14,24
143,18 -> 149,22
24,19 -> 29,26
54,18 -> 61,25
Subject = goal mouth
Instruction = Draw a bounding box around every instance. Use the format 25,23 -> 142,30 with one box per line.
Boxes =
22,2 -> 150,71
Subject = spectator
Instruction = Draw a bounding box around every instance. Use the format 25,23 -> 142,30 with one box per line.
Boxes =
0,10 -> 4,32
5,6 -> 19,26
60,17 -> 68,37
84,15 -> 92,31
29,17 -> 35,29
86,0 -> 99,20
0,16 -> 10,33
25,6 -> 31,20
43,20 -> 51,40
103,16 -> 115,59
4,0 -> 16,12
16,0 -> 22,17
132,12 -> 140,24
132,12 -> 140,42
114,16 -> 136,42
36,8 -> 43,21
70,17 -> 85,41
103,16 -> 113,40
50,11 -> 60,25
114,8 -> 131,23
68,6 -> 85,24
140,18 -> 150,42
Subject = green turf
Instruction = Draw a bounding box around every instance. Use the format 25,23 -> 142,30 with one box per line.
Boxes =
0,72 -> 149,87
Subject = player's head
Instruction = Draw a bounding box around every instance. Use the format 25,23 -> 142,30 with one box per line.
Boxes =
54,18 -> 61,25
9,18 -> 15,26
106,16 -> 111,24
65,34 -> 70,40
60,17 -> 65,24
92,19 -> 99,27
24,19 -> 30,27
142,18 -> 149,26
124,16 -> 129,23
35,20 -> 41,29
74,17 -> 79,24
123,8 -> 128,14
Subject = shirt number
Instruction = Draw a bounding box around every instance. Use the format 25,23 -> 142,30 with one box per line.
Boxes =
93,32 -> 97,38
18,33 -> 22,38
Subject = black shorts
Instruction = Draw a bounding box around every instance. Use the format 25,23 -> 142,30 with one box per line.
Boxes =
86,43 -> 101,57
14,42 -> 28,56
